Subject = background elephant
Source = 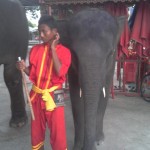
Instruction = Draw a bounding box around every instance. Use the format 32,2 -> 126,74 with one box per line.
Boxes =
59,8 -> 125,150
0,0 -> 28,127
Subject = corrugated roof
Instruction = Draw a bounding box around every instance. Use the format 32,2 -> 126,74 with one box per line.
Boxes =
19,0 -> 39,6
44,0 -> 140,5
19,0 -> 141,6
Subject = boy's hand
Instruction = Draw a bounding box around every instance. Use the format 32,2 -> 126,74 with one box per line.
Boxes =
16,60 -> 26,71
51,33 -> 60,51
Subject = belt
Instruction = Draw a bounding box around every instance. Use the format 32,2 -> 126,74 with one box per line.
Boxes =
32,84 -> 60,111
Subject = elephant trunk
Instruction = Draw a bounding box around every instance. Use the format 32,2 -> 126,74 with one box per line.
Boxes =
78,57 -> 107,150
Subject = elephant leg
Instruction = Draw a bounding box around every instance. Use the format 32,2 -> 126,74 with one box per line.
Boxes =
96,88 -> 109,145
68,68 -> 84,150
4,63 -> 27,127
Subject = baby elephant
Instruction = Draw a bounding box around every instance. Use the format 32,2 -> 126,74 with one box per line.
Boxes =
59,8 -> 125,150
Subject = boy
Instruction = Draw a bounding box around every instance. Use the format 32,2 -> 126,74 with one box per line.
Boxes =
16,15 -> 71,150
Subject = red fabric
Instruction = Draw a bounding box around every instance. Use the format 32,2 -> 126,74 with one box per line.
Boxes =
104,2 -> 130,58
123,61 -> 137,83
31,97 -> 67,150
28,43 -> 71,150
104,2 -> 130,80
29,43 -> 71,106
29,43 -> 71,88
130,1 -> 150,57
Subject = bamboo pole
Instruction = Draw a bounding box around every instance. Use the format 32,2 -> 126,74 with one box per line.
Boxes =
18,57 -> 35,120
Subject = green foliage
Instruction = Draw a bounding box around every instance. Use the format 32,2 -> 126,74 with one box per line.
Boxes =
25,6 -> 40,19
28,20 -> 36,28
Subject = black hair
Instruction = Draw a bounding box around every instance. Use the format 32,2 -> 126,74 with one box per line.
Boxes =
38,15 -> 57,29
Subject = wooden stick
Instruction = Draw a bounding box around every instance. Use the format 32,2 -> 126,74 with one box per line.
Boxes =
18,57 -> 35,120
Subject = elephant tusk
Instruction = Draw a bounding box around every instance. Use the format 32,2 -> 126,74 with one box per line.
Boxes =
80,88 -> 82,98
103,87 -> 106,98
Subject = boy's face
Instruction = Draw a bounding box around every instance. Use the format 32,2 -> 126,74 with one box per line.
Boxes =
38,24 -> 56,43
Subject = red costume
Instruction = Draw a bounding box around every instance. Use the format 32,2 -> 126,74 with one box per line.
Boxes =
28,43 -> 71,150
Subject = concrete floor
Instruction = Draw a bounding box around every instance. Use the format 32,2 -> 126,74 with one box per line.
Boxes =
0,65 -> 150,150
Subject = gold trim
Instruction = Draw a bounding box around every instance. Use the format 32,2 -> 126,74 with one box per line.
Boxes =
37,46 -> 48,86
32,141 -> 44,150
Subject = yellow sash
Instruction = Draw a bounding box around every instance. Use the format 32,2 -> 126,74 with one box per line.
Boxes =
32,84 -> 59,111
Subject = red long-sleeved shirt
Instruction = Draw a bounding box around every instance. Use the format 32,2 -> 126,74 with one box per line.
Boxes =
29,43 -> 71,104
29,43 -> 71,89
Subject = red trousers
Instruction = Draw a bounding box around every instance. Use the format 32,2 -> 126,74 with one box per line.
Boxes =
31,97 -> 67,150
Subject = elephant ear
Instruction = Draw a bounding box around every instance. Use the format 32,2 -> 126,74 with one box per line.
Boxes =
57,20 -> 71,48
116,16 -> 126,42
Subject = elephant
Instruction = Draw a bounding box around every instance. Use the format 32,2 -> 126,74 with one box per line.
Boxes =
0,0 -> 28,127
58,8 -> 125,150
